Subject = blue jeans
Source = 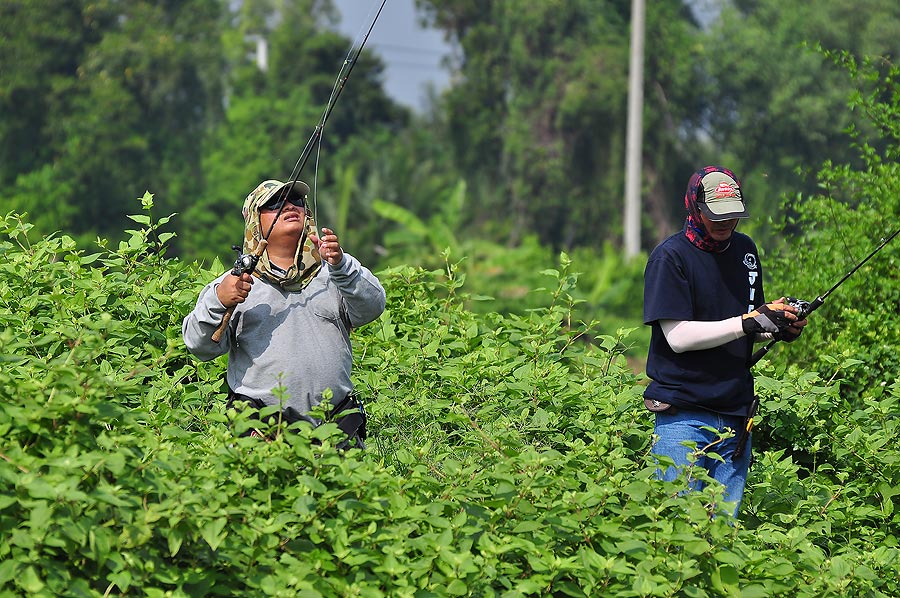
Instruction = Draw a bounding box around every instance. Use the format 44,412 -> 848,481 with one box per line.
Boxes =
652,408 -> 751,517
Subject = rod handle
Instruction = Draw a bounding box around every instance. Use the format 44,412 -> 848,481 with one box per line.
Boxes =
210,240 -> 267,344
211,307 -> 234,343
750,341 -> 774,367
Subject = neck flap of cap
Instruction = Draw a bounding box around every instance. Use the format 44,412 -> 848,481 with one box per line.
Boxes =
241,183 -> 322,290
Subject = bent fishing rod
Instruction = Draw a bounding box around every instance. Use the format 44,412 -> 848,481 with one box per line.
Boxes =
211,0 -> 387,343
750,226 -> 900,366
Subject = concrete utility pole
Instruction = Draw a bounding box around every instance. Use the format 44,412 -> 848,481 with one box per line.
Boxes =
624,0 -> 645,258
249,35 -> 268,72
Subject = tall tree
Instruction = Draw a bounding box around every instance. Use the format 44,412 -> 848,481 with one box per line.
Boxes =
700,0 -> 900,241
0,0 -> 225,242
416,0 -> 703,253
0,2 -> 89,186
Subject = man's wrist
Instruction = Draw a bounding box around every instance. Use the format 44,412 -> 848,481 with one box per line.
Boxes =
327,254 -> 347,271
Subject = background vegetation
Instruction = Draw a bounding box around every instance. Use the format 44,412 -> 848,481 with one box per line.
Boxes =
3,0 -> 899,363
3,0 -> 900,595
4,0 -> 900,262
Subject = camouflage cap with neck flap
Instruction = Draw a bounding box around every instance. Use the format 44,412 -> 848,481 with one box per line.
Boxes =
241,180 -> 322,291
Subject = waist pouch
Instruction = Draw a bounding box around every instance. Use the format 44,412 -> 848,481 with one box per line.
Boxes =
227,389 -> 367,445
328,392 -> 368,442
644,398 -> 674,413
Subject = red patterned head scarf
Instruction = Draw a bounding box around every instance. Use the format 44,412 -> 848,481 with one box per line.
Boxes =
683,165 -> 741,253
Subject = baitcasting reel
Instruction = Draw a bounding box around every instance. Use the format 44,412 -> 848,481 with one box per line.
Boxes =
785,296 -> 811,319
230,245 -> 260,276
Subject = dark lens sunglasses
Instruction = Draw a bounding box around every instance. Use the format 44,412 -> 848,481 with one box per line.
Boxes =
261,195 -> 306,212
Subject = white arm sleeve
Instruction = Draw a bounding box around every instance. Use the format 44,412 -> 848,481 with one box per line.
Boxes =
660,317 -> 747,353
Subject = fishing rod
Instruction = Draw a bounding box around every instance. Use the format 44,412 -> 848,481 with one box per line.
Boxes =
211,0 -> 387,343
749,226 -> 900,366
734,225 -> 900,459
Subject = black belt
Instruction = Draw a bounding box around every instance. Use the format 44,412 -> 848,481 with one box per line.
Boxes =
227,388 -> 367,448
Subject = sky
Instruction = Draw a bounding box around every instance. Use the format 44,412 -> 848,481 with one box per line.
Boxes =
331,0 -> 452,112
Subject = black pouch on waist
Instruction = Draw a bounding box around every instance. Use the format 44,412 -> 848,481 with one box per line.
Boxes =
644,398 -> 675,413
328,393 -> 367,447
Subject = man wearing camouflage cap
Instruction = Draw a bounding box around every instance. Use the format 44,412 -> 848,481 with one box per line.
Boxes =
182,179 -> 385,446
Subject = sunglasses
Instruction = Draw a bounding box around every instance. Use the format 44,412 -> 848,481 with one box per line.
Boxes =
260,195 -> 306,212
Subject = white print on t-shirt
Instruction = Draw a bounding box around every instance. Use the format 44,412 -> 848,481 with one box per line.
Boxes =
744,253 -> 758,313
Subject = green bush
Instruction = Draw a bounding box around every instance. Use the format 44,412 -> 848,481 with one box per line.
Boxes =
763,53 -> 900,396
1,194 -> 899,597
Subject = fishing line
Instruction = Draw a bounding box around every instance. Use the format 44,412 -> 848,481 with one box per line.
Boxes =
828,196 -> 857,264
264,0 -> 387,240
306,0 -> 386,226
311,13 -> 368,222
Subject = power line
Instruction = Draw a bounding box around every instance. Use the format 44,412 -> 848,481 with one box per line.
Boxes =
369,42 -> 448,57
384,61 -> 446,72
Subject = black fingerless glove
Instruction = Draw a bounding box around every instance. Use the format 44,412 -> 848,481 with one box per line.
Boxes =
742,304 -> 793,335
774,327 -> 802,342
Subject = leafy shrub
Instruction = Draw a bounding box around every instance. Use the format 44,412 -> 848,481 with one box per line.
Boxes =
764,53 -> 900,396
1,196 -> 899,597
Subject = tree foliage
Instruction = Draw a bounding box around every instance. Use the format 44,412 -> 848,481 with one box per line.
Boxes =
0,1 -> 89,183
700,0 -> 900,240
0,0 -> 226,244
414,0 -> 704,252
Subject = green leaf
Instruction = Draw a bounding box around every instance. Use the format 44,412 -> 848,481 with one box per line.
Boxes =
712,564 -> 739,595
107,570 -> 133,592
0,560 -> 16,585
621,480 -> 650,501
372,200 -> 429,238
167,528 -> 184,557
740,585 -> 771,598
829,555 -> 853,578
20,566 -> 45,594
512,521 -> 543,533
201,518 -> 228,551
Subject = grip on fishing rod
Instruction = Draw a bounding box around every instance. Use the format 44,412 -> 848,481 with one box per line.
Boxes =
210,240 -> 267,344
211,308 -> 233,343
750,342 -> 773,367
750,295 -> 825,366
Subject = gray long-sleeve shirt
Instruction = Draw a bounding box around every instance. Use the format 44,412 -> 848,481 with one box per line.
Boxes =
182,253 -> 386,417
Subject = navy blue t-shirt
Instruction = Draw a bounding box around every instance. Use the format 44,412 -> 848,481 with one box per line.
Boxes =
643,231 -> 764,416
